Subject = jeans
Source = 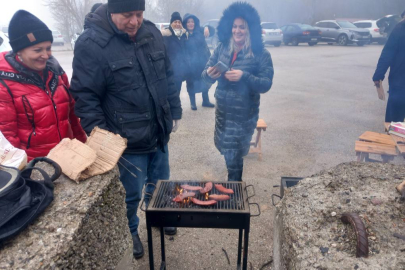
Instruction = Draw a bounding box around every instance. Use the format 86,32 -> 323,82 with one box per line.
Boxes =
118,145 -> 170,235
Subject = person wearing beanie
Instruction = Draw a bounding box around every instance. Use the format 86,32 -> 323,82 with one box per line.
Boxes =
0,10 -> 86,161
202,2 -> 274,181
161,12 -> 190,107
70,1 -> 182,259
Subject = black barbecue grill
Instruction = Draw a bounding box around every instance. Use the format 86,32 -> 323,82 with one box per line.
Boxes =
142,180 -> 260,270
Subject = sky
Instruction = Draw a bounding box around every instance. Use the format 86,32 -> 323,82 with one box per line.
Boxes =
0,0 -> 55,29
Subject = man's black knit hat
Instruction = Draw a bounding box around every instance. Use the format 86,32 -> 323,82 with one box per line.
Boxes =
8,10 -> 53,53
108,0 -> 145,13
170,12 -> 182,24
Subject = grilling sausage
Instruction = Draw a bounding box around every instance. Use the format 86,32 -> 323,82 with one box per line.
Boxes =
200,182 -> 213,193
173,192 -> 196,202
181,184 -> 203,191
214,184 -> 234,194
208,194 -> 230,201
191,198 -> 217,206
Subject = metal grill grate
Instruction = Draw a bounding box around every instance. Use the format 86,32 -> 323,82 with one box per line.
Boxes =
151,181 -> 245,211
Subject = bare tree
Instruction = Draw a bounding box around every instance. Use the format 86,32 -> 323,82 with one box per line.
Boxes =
45,0 -> 104,41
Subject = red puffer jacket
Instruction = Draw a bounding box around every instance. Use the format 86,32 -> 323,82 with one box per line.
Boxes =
0,51 -> 86,161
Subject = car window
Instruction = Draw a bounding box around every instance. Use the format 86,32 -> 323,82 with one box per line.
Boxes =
316,22 -> 327,28
354,22 -> 372,28
299,24 -> 315,30
337,21 -> 357,28
262,23 -> 278,29
286,26 -> 296,32
327,22 -> 339,29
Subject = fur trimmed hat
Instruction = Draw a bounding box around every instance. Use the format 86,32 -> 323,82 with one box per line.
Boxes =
8,10 -> 53,53
217,2 -> 263,55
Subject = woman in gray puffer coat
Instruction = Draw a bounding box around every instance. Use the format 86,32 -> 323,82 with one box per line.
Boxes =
202,2 -> 274,181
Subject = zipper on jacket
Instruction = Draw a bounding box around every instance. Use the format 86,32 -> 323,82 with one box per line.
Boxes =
21,95 -> 36,149
43,74 -> 62,141
50,98 -> 62,141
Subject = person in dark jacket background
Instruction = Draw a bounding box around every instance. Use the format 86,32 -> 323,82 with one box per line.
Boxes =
161,12 -> 189,99
182,13 -> 214,110
202,2 -> 274,181
70,0 -> 182,259
373,19 -> 405,122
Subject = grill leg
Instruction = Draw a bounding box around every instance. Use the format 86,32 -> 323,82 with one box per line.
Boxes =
242,228 -> 250,270
147,222 -> 154,270
237,229 -> 243,268
160,227 -> 166,266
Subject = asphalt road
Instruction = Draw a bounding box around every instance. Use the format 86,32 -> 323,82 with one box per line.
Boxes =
53,42 -> 392,269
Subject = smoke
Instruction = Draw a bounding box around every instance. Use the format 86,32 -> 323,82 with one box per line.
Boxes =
145,0 -> 405,26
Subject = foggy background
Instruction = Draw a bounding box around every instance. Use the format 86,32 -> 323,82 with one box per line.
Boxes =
1,0 -> 404,41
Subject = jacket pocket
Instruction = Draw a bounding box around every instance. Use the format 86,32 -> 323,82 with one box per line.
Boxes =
21,96 -> 36,149
149,51 -> 166,80
109,58 -> 142,91
115,111 -> 152,147
161,102 -> 173,135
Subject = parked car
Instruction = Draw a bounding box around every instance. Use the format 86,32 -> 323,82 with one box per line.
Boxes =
1,26 -> 8,37
353,20 -> 387,44
376,14 -> 401,37
0,31 -> 12,52
261,22 -> 282,47
314,20 -> 371,46
52,30 -> 64,46
155,22 -> 170,31
279,23 -> 321,46
203,19 -> 219,48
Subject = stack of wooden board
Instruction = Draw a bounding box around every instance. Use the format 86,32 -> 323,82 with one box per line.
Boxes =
355,131 -> 397,162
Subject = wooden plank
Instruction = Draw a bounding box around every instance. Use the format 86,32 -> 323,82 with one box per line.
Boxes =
389,134 -> 405,155
257,119 -> 267,129
359,131 -> 396,146
355,141 -> 397,156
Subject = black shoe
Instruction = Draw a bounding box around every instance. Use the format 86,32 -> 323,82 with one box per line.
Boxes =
202,101 -> 215,108
202,92 -> 214,108
189,93 -> 197,111
164,227 -> 177,235
132,234 -> 144,259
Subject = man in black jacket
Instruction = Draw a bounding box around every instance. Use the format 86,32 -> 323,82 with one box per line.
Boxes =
70,0 -> 182,259
373,20 -> 405,122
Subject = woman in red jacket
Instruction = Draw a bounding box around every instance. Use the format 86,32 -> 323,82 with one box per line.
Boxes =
0,10 -> 86,161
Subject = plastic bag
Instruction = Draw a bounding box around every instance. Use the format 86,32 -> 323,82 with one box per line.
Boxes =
0,131 -> 27,170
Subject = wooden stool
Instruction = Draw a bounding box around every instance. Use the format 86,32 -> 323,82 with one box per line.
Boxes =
249,119 -> 267,161
355,131 -> 397,162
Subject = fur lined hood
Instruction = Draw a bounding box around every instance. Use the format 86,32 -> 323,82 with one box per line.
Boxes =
161,27 -> 187,38
217,2 -> 263,55
182,13 -> 202,33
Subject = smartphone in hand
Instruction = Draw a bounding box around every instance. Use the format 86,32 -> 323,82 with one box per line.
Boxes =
212,61 -> 229,74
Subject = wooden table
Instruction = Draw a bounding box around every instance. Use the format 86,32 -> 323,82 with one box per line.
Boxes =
249,119 -> 267,161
